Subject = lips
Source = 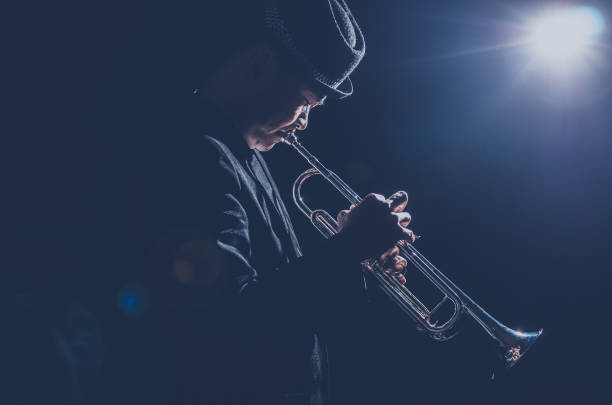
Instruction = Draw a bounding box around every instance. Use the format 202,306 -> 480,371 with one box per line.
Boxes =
277,127 -> 297,137
275,132 -> 292,141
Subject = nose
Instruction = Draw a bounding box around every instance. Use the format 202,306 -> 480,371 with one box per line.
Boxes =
295,105 -> 310,131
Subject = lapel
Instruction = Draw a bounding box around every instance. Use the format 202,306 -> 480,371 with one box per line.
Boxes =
200,135 -> 284,257
188,94 -> 302,261
253,151 -> 303,259
232,155 -> 280,238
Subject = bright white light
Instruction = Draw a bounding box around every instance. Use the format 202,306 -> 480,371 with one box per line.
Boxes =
527,7 -> 604,71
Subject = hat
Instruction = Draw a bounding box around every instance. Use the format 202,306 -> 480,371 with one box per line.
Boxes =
261,0 -> 365,99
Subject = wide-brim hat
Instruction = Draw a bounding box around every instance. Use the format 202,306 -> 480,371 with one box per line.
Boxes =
261,0 -> 365,99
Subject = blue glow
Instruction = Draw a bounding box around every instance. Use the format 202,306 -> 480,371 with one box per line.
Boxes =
121,295 -> 137,310
117,283 -> 149,316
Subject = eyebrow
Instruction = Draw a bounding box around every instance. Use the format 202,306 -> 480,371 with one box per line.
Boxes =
304,86 -> 327,107
304,96 -> 325,109
308,96 -> 325,108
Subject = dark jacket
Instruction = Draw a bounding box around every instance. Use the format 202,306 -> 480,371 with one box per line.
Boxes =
134,95 -> 367,405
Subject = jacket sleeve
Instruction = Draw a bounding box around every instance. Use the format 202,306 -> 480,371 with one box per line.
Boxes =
148,134 -> 367,329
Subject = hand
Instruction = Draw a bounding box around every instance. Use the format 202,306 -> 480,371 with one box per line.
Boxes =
378,245 -> 409,284
336,191 -> 415,260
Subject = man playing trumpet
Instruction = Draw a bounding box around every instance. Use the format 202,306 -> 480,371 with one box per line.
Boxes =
148,1 -> 414,403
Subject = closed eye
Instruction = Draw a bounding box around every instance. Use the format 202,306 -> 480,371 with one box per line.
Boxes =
304,96 -> 325,109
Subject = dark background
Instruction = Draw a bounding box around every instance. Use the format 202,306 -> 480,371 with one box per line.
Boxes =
4,0 -> 611,404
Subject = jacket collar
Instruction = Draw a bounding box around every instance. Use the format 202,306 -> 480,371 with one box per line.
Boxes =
187,92 -> 254,160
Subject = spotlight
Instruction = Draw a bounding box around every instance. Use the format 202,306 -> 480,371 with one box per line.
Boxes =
526,7 -> 604,71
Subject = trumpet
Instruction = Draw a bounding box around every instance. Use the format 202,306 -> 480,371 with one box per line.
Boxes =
281,132 -> 542,368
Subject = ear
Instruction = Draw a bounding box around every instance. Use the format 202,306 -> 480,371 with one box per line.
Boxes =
247,43 -> 281,80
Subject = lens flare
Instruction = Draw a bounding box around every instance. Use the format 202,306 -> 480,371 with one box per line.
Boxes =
527,7 -> 604,71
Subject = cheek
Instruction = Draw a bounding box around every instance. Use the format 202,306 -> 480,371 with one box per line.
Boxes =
262,85 -> 304,130
266,104 -> 302,130
281,106 -> 302,125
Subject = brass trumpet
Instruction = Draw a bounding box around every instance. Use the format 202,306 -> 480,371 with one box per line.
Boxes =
282,132 -> 542,368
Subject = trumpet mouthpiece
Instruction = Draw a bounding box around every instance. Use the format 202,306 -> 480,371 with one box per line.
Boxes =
281,131 -> 299,145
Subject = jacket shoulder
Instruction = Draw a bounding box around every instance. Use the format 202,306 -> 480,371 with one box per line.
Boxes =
189,134 -> 244,191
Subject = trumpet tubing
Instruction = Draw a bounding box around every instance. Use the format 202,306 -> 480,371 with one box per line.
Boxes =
282,133 -> 542,368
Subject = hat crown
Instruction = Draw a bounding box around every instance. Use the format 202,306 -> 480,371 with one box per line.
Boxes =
331,0 -> 357,48
262,0 -> 365,98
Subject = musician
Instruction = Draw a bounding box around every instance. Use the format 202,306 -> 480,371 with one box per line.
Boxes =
143,1 -> 415,404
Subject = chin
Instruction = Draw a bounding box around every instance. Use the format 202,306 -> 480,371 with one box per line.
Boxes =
254,142 -> 277,152
254,133 -> 283,152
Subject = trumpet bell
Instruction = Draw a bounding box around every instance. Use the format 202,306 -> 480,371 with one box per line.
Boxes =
499,328 -> 543,368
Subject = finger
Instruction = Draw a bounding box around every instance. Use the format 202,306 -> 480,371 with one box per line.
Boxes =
392,255 -> 408,271
394,212 -> 412,227
379,245 -> 399,263
337,209 -> 351,228
398,227 -> 416,244
363,193 -> 386,204
387,191 -> 408,213
384,267 -> 406,285
359,193 -> 387,212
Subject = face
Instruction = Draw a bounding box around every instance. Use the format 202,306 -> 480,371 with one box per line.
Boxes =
242,52 -> 327,151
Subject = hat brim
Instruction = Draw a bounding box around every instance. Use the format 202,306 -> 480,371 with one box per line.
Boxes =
312,76 -> 353,100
